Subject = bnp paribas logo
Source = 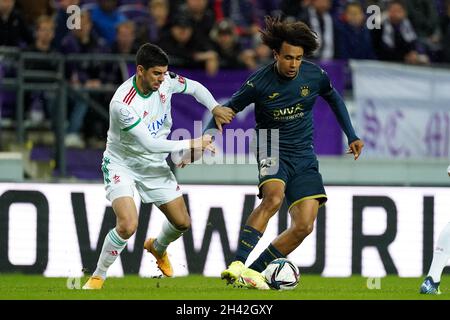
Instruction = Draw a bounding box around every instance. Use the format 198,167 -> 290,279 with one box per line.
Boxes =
300,86 -> 310,97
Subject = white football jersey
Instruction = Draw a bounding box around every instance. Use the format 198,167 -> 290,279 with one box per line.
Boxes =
104,73 -> 189,170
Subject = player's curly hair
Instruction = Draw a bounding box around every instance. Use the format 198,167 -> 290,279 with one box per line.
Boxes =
136,43 -> 169,69
260,16 -> 319,56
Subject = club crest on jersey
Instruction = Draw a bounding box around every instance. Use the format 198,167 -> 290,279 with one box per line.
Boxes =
160,93 -> 166,103
300,86 -> 310,97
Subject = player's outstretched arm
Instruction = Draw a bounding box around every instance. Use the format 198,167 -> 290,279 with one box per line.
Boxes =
112,100 -> 193,153
130,118 -> 192,153
320,80 -> 364,160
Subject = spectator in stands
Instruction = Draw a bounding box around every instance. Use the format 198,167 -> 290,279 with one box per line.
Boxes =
210,19 -> 257,70
16,0 -> 54,25
405,0 -> 441,59
335,2 -> 377,60
109,20 -> 139,85
112,20 -> 139,55
441,0 -> 450,62
60,10 -> 111,148
371,0 -> 430,64
300,0 -> 337,60
136,0 -> 170,45
27,15 -> 55,56
176,0 -> 216,49
0,0 -> 32,47
213,0 -> 260,49
90,0 -> 127,46
253,36 -> 272,67
158,13 -> 219,76
53,0 -> 80,50
25,15 -> 58,126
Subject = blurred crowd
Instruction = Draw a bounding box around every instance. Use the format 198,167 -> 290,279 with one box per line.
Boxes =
1,0 -> 450,148
3,0 -> 450,70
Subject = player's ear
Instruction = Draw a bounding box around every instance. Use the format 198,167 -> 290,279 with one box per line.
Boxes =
136,65 -> 145,77
273,49 -> 279,61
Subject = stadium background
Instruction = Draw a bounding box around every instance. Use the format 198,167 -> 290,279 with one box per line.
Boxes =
0,0 -> 449,284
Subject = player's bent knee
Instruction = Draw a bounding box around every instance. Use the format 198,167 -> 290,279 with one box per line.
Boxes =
174,216 -> 191,231
117,221 -> 138,239
261,195 -> 284,214
292,223 -> 314,238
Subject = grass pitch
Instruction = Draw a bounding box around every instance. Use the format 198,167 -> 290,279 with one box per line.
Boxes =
0,274 -> 448,300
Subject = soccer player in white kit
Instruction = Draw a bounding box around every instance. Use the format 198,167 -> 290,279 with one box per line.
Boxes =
419,165 -> 450,295
83,43 -> 235,289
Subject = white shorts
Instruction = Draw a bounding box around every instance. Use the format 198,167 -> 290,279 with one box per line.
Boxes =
102,160 -> 182,207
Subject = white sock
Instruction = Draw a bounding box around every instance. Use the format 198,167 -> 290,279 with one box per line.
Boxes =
428,222 -> 450,283
153,220 -> 185,255
93,228 -> 127,279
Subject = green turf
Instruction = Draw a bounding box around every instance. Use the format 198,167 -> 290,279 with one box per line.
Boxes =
0,274 -> 448,300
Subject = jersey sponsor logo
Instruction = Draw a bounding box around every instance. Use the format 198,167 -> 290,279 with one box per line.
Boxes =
147,113 -> 168,136
160,93 -> 166,103
273,103 -> 304,121
268,92 -> 280,99
120,108 -> 135,124
123,87 -> 137,105
178,75 -> 185,85
300,86 -> 310,97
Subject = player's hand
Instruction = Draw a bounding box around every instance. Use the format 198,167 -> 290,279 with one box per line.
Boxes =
212,106 -> 235,132
346,139 -> 364,160
178,135 -> 215,168
176,149 -> 203,168
190,134 -> 215,153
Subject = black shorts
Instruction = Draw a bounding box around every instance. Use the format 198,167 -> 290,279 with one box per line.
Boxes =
257,154 -> 327,211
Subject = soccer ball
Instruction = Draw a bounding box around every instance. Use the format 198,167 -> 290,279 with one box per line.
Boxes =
264,258 -> 300,290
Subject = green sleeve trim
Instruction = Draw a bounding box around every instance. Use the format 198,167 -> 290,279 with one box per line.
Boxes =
180,80 -> 187,93
122,118 -> 141,132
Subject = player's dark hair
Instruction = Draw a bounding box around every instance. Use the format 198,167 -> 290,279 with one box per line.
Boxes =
136,43 -> 169,69
260,16 -> 319,56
